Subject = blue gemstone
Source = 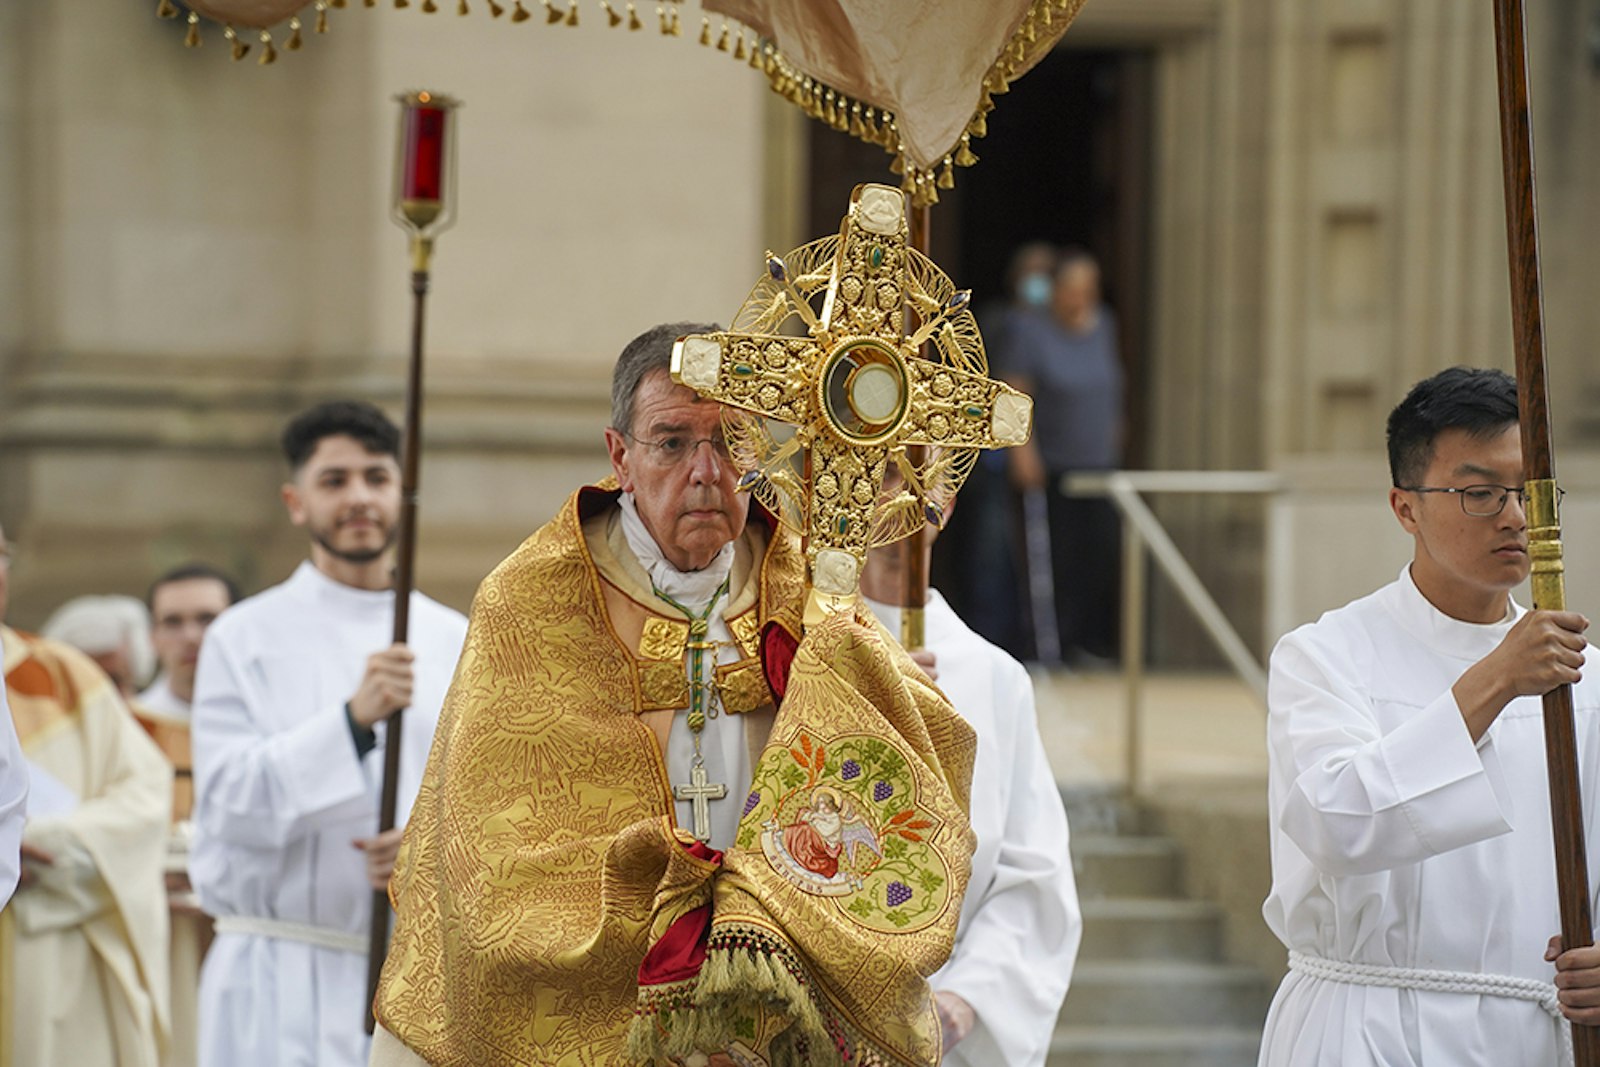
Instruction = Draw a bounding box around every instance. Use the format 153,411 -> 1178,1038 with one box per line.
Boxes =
767,254 -> 790,284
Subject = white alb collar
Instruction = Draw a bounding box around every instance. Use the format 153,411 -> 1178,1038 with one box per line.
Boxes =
618,492 -> 735,612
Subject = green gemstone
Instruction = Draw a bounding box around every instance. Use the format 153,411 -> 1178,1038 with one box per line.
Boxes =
963,404 -> 985,419
836,514 -> 850,534
733,363 -> 755,377
869,245 -> 884,269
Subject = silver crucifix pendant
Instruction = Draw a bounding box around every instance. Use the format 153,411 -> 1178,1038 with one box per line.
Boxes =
673,759 -> 728,843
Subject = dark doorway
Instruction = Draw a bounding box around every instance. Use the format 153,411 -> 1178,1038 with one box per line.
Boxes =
806,47 -> 1155,657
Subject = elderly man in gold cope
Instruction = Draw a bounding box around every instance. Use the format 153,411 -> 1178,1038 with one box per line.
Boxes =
372,323 -> 976,1067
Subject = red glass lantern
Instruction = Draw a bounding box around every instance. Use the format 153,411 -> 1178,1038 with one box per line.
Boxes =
392,91 -> 461,259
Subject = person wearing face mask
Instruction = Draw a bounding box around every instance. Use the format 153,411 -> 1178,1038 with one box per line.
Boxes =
188,400 -> 468,1067
935,242 -> 1060,659
1002,247 -> 1124,666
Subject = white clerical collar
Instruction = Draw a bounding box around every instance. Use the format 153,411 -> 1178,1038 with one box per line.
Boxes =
618,492 -> 735,612
1389,563 -> 1523,661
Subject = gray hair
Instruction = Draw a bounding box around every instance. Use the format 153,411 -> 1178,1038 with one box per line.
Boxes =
610,321 -> 720,437
42,594 -> 156,689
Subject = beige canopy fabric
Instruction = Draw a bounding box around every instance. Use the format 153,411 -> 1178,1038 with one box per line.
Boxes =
158,0 -> 1087,198
707,0 -> 1086,178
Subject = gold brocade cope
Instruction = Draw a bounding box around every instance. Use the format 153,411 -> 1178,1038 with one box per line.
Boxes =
371,483 -> 806,1065
627,610 -> 976,1067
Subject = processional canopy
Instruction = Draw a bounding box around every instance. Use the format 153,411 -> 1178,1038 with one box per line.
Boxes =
672,183 -> 1032,621
154,0 -> 1088,205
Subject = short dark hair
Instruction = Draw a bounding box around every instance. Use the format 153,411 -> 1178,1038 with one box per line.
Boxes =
1386,366 -> 1519,487
281,400 -> 401,471
147,563 -> 243,610
610,322 -> 720,437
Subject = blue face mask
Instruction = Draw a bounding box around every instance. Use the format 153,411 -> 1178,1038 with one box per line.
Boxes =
1019,273 -> 1052,308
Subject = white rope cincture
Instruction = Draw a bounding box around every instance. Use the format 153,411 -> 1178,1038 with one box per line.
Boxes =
213,915 -> 366,954
1288,950 -> 1573,1066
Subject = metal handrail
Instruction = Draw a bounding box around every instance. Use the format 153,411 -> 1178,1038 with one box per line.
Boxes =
1062,470 -> 1286,789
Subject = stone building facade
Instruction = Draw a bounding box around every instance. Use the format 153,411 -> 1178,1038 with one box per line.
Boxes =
4,0 -> 1600,659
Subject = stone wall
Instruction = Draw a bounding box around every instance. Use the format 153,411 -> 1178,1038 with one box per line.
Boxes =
0,0 -> 773,623
5,0 -> 1600,643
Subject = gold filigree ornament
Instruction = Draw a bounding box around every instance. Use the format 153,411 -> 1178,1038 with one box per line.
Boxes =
672,182 -> 1033,624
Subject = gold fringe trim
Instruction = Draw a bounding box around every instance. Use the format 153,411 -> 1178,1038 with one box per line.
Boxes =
626,924 -> 905,1067
151,0 -> 1077,185
224,24 -> 249,60
742,0 -> 1085,204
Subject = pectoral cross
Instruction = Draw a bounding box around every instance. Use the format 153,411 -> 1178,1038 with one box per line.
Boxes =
670,183 -> 1032,618
674,761 -> 728,843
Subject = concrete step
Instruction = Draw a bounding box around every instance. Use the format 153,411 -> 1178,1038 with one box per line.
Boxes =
1079,897 -> 1222,961
1058,961 -> 1271,1028
1048,1025 -> 1261,1067
1061,785 -> 1146,836
1073,834 -> 1183,899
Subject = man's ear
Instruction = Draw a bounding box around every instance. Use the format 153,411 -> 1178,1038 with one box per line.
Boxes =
604,429 -> 635,493
1390,486 -> 1420,535
281,481 -> 308,527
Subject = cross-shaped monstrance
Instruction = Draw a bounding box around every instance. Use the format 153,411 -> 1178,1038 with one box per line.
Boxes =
671,183 -> 1033,618
674,762 -> 728,843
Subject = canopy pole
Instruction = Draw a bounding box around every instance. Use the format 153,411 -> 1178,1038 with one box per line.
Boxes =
899,203 -> 932,650
1491,2 -> 1597,1060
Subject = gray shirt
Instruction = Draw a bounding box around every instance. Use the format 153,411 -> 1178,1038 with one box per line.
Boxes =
1003,308 -> 1122,471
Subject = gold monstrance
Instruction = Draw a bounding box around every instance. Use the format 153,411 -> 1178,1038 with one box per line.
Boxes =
672,183 -> 1032,629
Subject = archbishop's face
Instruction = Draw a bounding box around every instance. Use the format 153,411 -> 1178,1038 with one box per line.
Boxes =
607,370 -> 749,572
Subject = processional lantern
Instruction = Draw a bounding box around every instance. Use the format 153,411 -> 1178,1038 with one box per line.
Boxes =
365,87 -> 461,1034
672,183 -> 1033,634
392,90 -> 461,271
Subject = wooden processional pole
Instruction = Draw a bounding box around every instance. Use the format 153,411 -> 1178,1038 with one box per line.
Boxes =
365,91 -> 460,1034
1490,3 -> 1598,1061
899,202 -> 933,650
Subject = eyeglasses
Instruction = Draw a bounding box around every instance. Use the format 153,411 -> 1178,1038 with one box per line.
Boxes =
1399,483 -> 1564,518
623,432 -> 732,467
